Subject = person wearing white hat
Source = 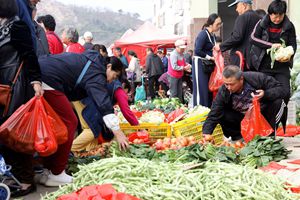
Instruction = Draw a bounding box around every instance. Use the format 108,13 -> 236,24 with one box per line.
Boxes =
167,39 -> 191,102
83,31 -> 94,50
215,0 -> 260,69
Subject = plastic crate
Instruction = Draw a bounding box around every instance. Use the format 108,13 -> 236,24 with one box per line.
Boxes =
120,123 -> 172,142
172,114 -> 224,145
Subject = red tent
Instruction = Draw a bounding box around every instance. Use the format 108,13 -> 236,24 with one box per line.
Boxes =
113,21 -> 186,67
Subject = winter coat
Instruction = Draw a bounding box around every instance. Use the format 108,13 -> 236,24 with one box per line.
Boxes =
46,31 -> 64,55
220,10 -> 260,67
0,17 -> 41,118
34,21 -> 49,57
202,72 -> 287,134
146,53 -> 164,77
249,15 -> 297,73
38,50 -> 114,116
126,56 -> 142,82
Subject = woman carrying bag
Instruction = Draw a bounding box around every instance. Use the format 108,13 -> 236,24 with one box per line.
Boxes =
0,0 -> 43,197
192,13 -> 222,107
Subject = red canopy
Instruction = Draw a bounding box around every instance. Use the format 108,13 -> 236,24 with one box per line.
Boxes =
113,21 -> 186,67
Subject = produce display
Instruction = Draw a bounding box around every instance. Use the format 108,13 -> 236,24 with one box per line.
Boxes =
239,136 -> 291,168
134,98 -> 184,113
43,157 -> 300,200
117,97 -> 210,124
61,94 -> 299,199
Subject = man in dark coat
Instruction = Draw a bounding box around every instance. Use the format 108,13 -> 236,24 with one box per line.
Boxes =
203,65 -> 287,140
145,47 -> 164,99
215,0 -> 260,69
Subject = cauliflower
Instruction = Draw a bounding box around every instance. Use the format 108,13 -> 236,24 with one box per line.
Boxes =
274,46 -> 294,62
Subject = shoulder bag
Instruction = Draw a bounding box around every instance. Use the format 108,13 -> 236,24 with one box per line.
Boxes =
0,61 -> 24,117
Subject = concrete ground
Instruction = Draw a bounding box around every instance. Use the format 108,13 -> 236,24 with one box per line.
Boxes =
12,137 -> 300,200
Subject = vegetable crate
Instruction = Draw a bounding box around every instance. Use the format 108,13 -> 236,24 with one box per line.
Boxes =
172,115 -> 224,145
120,123 -> 172,142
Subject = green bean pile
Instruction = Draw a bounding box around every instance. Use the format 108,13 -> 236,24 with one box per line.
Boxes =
43,157 -> 299,200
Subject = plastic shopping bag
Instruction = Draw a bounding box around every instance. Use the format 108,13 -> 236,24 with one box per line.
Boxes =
134,76 -> 146,102
41,97 -> 68,144
241,97 -> 274,142
34,98 -> 58,157
0,96 -> 64,156
208,50 -> 224,93
57,184 -> 141,200
0,97 -> 37,154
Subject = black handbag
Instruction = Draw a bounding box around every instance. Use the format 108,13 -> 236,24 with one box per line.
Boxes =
201,29 -> 216,74
201,59 -> 215,73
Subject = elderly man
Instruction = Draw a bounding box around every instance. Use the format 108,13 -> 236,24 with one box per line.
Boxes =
215,0 -> 260,69
203,65 -> 286,140
167,39 -> 191,102
83,31 -> 94,50
61,26 -> 85,53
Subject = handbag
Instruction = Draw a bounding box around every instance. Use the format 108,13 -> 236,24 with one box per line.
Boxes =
201,59 -> 215,73
201,29 -> 216,74
0,61 -> 24,117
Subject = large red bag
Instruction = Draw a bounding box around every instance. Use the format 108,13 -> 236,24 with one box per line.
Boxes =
241,97 -> 274,142
208,50 -> 224,93
0,96 -> 66,155
0,97 -> 37,153
34,98 -> 58,157
40,97 -> 68,144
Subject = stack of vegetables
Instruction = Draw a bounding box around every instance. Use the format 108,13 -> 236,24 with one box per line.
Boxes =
44,157 -> 300,200
68,136 -> 291,174
116,97 -> 210,124
240,136 -> 292,168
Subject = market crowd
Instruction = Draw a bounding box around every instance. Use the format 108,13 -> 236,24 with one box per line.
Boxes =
0,0 -> 297,197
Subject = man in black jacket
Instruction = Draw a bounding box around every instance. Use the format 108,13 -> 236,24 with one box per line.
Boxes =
203,65 -> 286,140
145,47 -> 164,99
215,0 -> 260,69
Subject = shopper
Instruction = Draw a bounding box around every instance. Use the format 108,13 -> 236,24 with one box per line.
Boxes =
215,0 -> 260,69
193,13 -> 222,107
203,65 -> 287,140
38,52 -> 128,186
0,0 -> 43,197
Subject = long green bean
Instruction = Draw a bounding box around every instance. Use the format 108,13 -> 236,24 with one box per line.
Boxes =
42,157 -> 300,200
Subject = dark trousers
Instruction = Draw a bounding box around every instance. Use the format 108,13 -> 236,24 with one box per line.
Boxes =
183,73 -> 193,93
159,81 -> 169,94
0,146 -> 34,184
148,75 -> 161,99
220,99 -> 282,140
263,72 -> 290,128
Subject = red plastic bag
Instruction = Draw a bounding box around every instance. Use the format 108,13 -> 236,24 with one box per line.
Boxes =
209,50 -> 224,92
0,97 -> 37,153
0,96 -> 62,156
241,97 -> 274,142
34,98 -> 58,157
111,193 -> 141,200
41,97 -> 68,144
277,125 -> 299,137
57,184 -> 141,200
166,109 -> 185,124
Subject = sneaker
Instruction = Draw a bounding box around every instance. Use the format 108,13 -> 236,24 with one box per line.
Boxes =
44,170 -> 73,187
